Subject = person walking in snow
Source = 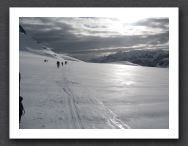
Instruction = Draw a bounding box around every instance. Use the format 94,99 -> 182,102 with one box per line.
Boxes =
19,73 -> 25,123
57,61 -> 60,68
19,96 -> 25,122
65,61 -> 67,65
61,62 -> 63,67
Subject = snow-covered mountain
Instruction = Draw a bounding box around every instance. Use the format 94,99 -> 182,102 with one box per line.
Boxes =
90,49 -> 169,68
19,25 -> 169,129
19,25 -> 81,62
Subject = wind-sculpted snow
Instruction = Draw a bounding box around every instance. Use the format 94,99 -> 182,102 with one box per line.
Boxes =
20,51 -> 168,129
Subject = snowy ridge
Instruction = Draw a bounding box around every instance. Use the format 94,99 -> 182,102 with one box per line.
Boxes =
19,29 -> 81,62
91,49 -> 169,68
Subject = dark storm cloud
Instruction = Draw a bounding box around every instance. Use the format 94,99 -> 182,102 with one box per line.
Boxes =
20,17 -> 169,60
21,18 -> 78,42
49,31 -> 168,53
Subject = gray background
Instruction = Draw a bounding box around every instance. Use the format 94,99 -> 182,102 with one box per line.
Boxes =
0,0 -> 185,145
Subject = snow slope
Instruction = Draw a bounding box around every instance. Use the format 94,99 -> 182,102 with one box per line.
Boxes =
108,61 -> 140,66
20,51 -> 168,129
20,31 -> 81,62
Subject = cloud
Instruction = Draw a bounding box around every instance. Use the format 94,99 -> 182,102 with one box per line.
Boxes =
133,18 -> 169,31
20,17 -> 169,60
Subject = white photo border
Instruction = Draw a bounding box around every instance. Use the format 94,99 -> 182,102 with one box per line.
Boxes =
9,7 -> 179,139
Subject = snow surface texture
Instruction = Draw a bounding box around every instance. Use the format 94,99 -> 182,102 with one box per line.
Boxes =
19,30 -> 169,129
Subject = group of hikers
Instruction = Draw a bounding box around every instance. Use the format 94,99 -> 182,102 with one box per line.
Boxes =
44,59 -> 68,68
56,61 -> 67,68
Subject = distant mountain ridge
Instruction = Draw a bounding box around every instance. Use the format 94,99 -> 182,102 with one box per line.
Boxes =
90,49 -> 169,68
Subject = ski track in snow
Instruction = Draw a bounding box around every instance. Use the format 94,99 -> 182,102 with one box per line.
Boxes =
59,79 -> 83,129
58,67 -> 130,129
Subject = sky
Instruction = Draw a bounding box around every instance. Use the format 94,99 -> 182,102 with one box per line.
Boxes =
20,17 -> 169,61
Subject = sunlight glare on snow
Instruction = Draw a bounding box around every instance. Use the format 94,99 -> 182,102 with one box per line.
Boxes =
110,65 -> 136,86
